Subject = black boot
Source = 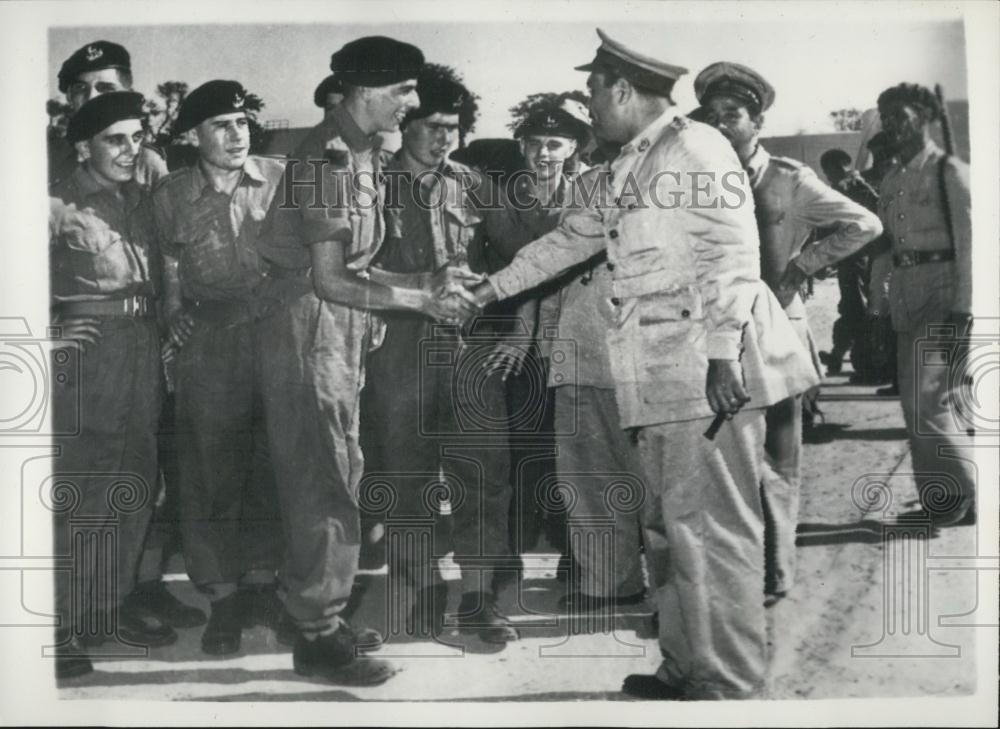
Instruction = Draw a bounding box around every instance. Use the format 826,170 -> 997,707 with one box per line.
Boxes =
622,673 -> 687,700
78,604 -> 177,648
276,608 -> 382,653
201,592 -> 245,656
124,580 -> 206,629
455,591 -> 518,643
293,624 -> 395,686
53,630 -> 93,679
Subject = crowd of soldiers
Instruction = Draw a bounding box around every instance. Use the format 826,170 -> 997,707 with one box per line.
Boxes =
48,28 -> 976,699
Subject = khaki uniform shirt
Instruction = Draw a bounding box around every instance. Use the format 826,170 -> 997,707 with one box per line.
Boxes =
878,141 -> 972,329
745,144 -> 883,320
50,164 -> 158,303
152,155 -> 286,302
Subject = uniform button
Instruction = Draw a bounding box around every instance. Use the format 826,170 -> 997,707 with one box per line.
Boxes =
681,309 -> 690,318
899,236 -> 906,243
609,230 -> 619,239
611,297 -> 621,305
897,190 -> 904,196
898,213 -> 905,220
606,262 -> 616,271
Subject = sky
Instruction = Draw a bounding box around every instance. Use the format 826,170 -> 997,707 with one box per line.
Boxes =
47,7 -> 968,142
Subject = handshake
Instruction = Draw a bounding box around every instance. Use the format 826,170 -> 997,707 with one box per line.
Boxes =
418,264 -> 492,325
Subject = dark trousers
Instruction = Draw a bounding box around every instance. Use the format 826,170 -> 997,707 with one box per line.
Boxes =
174,318 -> 281,599
364,315 -> 513,596
51,318 -> 161,633
504,351 -> 565,558
831,258 -> 870,372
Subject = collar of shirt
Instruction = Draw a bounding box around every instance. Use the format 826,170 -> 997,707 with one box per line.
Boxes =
743,143 -> 771,188
619,108 -> 675,157
895,140 -> 941,179
190,155 -> 267,201
327,103 -> 382,154
70,163 -> 143,209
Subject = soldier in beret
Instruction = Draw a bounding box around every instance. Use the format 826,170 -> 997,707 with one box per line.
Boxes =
151,80 -> 286,656
875,83 -> 975,526
363,62 -> 536,643
256,36 -> 479,685
469,28 -> 818,699
493,100 -> 648,614
314,74 -> 344,121
49,92 -> 177,679
50,41 -> 168,189
695,61 -> 883,608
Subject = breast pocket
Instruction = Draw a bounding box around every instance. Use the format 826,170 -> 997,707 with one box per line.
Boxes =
176,205 -> 236,287
444,204 -> 483,263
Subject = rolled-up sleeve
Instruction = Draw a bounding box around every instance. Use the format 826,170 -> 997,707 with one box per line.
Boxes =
789,169 -> 883,274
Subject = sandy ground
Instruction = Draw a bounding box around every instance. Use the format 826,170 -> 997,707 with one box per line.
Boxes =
54,279 -> 992,705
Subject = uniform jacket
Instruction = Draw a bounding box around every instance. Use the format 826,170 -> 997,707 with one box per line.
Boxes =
745,144 -> 883,320
489,111 -> 819,427
878,141 -> 972,329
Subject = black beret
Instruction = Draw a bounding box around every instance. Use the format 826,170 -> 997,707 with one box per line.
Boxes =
514,107 -> 591,146
175,80 -> 248,134
66,91 -> 145,143
404,65 -> 474,128
329,36 -> 424,88
58,41 -> 131,93
866,131 -> 891,151
313,74 -> 344,108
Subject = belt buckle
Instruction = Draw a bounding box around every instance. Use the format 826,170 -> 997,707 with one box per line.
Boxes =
897,250 -> 914,267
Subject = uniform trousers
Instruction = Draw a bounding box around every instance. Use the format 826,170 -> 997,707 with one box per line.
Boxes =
892,263 -> 976,517
364,315 -> 513,596
51,317 -> 161,632
174,317 -> 281,599
637,409 -> 768,698
257,291 -> 369,635
554,385 -> 644,598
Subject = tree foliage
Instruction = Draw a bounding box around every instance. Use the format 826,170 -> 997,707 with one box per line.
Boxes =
830,107 -> 863,132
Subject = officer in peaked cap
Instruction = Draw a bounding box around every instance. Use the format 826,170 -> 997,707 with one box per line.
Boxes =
173,79 -> 250,134
469,28 -> 820,701
695,60 -> 882,616
694,61 -> 776,114
329,35 -> 425,88
313,75 -> 345,120
575,28 -> 688,100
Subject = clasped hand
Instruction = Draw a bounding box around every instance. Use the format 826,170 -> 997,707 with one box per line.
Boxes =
422,264 -> 486,325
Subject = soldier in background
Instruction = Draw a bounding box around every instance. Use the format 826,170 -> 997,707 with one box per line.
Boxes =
695,62 -> 883,606
365,63 -> 531,643
49,93 -> 177,678
314,74 -> 345,121
153,80 -> 286,656
51,41 -> 168,189
876,83 -> 975,526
